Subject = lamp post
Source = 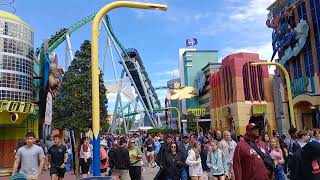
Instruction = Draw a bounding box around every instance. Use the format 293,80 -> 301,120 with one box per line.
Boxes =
91,1 -> 167,176
166,106 -> 181,132
250,62 -> 296,128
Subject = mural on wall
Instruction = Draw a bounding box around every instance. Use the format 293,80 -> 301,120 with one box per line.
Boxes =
44,53 -> 64,97
266,0 -> 309,64
194,70 -> 206,96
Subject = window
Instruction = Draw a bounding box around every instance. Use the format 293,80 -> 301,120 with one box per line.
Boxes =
310,0 -> 320,73
243,63 -> 250,101
242,62 -> 265,102
292,56 -> 302,79
304,37 -> 314,77
297,1 -> 307,20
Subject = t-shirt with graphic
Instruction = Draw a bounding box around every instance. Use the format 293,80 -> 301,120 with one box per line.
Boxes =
233,139 -> 271,180
48,144 -> 67,168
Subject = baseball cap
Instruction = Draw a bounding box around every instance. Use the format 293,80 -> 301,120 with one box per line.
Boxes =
246,123 -> 260,131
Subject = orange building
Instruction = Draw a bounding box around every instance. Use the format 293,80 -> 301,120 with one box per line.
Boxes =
210,53 -> 277,135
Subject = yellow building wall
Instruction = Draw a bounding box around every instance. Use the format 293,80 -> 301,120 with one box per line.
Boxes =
0,118 -> 39,140
211,102 -> 277,136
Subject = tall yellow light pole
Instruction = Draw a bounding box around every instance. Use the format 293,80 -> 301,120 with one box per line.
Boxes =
166,106 -> 181,132
91,1 -> 167,176
251,62 -> 296,128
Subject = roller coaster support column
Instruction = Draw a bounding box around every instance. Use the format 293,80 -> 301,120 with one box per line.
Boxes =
91,1 -> 167,176
65,33 -> 73,67
251,62 -> 296,128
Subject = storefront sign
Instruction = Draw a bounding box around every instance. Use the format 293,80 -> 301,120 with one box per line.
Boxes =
252,104 -> 267,115
291,76 -> 308,96
0,100 -> 38,114
187,108 -> 206,116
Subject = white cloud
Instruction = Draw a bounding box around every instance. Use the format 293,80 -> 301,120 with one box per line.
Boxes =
220,41 -> 273,61
228,0 -> 274,22
154,68 -> 179,77
220,41 -> 276,73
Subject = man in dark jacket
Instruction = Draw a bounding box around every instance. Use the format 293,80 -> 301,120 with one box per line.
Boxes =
290,140 -> 320,180
200,140 -> 210,179
154,134 -> 173,180
113,138 -> 130,180
233,122 -> 271,180
178,135 -> 191,180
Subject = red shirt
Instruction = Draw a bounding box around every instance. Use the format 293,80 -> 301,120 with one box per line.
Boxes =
233,139 -> 271,180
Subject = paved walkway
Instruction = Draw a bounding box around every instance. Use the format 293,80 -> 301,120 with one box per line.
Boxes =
0,162 -> 159,180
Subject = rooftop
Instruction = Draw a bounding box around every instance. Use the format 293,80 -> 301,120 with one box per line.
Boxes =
0,10 -> 31,29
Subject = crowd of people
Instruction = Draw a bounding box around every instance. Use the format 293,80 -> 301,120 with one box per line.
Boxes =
10,115 -> 320,180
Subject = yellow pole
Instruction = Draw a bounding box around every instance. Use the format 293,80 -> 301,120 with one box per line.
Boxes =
91,1 -> 167,175
251,62 -> 296,128
166,107 -> 181,132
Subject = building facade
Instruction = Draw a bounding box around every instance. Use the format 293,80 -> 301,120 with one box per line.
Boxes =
267,0 -> 320,132
210,53 -> 276,135
197,63 -> 221,116
177,49 -> 219,132
178,49 -> 219,113
0,10 -> 38,168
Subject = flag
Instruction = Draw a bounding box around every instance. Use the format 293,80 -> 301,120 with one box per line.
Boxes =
186,38 -> 198,47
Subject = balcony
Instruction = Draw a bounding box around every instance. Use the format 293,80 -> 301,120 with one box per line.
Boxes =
291,76 -> 308,97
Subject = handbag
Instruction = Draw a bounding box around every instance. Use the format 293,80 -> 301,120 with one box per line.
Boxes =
246,140 -> 275,174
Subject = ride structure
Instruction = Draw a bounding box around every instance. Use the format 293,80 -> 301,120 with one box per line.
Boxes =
34,13 -> 166,135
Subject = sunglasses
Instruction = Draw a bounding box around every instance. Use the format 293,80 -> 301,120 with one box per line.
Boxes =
171,146 -> 176,148
130,142 -> 135,143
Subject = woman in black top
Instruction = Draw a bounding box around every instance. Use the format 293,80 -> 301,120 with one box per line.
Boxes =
164,142 -> 184,180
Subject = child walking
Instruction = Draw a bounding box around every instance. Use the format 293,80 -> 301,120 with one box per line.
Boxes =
207,140 -> 228,180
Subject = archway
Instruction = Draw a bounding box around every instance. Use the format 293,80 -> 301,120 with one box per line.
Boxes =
294,101 -> 318,130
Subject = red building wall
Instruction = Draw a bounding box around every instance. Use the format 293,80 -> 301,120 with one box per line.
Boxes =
210,52 -> 271,109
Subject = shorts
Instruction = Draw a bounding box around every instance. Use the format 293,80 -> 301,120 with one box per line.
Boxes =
50,167 -> 66,178
80,158 -> 92,174
213,174 -> 225,178
146,151 -> 154,156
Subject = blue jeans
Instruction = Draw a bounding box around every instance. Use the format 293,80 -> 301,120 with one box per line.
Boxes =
167,177 -> 173,180
274,165 -> 286,180
180,166 -> 189,180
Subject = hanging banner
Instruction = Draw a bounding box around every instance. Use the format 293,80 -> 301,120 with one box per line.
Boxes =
45,93 -> 53,125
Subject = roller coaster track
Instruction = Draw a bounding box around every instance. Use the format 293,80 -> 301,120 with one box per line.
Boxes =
35,13 -> 162,127
35,13 -> 96,56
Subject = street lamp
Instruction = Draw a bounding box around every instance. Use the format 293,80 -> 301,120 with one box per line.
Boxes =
250,62 -> 296,129
165,106 -> 181,132
91,1 -> 167,176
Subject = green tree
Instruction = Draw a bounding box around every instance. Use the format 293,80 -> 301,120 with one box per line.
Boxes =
52,40 -> 108,177
187,114 -> 198,133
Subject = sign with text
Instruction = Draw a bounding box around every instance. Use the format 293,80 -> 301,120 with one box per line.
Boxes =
187,108 -> 206,116
252,104 -> 267,115
0,100 -> 38,114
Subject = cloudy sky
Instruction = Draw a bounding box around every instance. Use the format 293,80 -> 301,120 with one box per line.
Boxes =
11,0 -> 275,110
